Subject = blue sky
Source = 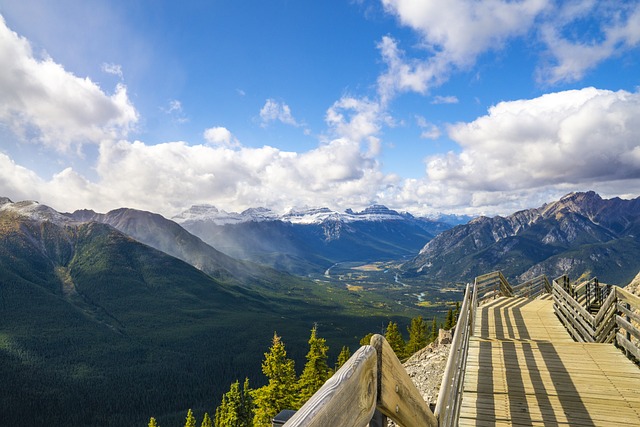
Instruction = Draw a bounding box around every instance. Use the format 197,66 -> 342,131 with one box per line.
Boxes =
1,0 -> 640,217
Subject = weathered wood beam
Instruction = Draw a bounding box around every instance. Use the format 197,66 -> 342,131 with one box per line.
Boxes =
370,334 -> 438,427
284,346 -> 377,427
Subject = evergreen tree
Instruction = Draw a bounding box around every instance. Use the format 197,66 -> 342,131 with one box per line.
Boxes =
215,379 -> 254,427
384,321 -> 406,359
148,417 -> 159,427
201,413 -> 213,427
406,316 -> 427,355
359,332 -> 374,345
240,378 -> 254,427
430,317 -> 439,342
297,326 -> 330,406
185,409 -> 196,427
453,301 -> 461,327
444,308 -> 454,330
335,346 -> 351,371
252,333 -> 297,427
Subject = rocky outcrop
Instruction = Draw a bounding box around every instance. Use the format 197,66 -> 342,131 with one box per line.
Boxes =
402,330 -> 452,408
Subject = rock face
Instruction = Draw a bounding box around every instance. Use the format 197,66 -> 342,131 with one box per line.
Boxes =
403,191 -> 640,285
626,271 -> 640,296
402,331 -> 452,409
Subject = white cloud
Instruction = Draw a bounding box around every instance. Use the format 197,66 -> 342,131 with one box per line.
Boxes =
425,87 -> 640,194
379,1 -> 640,96
538,3 -> 640,83
378,0 -> 549,99
101,62 -> 123,79
259,99 -> 300,127
161,99 -> 188,124
203,126 -> 238,147
416,116 -> 441,140
326,96 -> 388,143
0,15 -> 138,151
432,95 -> 458,105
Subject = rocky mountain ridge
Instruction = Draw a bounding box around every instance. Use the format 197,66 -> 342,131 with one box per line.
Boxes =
404,192 -> 640,285
173,203 -> 462,226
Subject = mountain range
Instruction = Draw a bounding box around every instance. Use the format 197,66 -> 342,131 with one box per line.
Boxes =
172,204 -> 456,274
0,198 -> 422,426
403,191 -> 640,285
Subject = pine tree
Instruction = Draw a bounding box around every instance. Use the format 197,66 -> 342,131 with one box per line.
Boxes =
444,308 -> 454,330
252,333 -> 297,427
406,316 -> 427,355
335,346 -> 351,371
240,378 -> 254,426
148,417 -> 159,427
215,379 -> 254,427
297,326 -> 330,406
185,409 -> 196,427
453,301 -> 461,327
201,412 -> 213,427
430,317 -> 439,342
359,332 -> 374,345
384,321 -> 406,359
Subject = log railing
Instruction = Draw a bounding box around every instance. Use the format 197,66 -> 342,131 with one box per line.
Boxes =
551,275 -> 640,362
283,333 -> 439,427
284,271 -> 640,426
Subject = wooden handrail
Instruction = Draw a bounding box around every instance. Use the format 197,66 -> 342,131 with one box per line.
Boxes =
435,282 -> 474,427
284,335 -> 437,427
284,346 -> 378,427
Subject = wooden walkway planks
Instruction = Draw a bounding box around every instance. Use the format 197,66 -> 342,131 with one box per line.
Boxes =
459,296 -> 640,426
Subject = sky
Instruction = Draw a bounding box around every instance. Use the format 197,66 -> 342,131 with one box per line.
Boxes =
1,0 -> 640,218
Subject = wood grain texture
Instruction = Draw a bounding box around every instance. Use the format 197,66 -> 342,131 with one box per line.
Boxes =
284,345 -> 377,427
460,296 -> 640,426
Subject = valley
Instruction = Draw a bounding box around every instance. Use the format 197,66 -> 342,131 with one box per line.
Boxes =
311,260 -> 465,316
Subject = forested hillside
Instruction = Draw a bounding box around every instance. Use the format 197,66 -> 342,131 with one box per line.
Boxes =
0,200 -> 426,426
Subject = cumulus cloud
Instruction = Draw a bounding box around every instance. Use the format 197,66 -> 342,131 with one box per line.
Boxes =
0,15 -> 138,151
378,0 -> 548,99
379,1 -> 640,95
326,96 -> 390,143
538,2 -> 640,83
259,99 -> 300,127
0,137 -> 387,216
426,87 -> 640,193
203,126 -> 239,147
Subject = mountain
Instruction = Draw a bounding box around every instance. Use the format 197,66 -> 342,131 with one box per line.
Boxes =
403,192 -> 640,285
67,207 -> 295,291
0,199 -> 418,426
173,204 -> 452,274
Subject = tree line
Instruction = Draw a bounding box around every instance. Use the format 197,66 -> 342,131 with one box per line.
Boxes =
148,304 -> 459,427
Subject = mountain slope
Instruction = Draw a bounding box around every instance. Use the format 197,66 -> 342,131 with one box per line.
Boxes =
0,199 -> 416,426
403,192 -> 640,284
68,207 -> 295,289
174,204 -> 451,274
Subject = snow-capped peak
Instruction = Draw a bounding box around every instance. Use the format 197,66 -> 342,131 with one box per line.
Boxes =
172,204 -> 416,225
173,205 -> 278,225
0,200 -> 74,225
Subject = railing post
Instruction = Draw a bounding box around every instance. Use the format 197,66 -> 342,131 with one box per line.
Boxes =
626,302 -> 632,359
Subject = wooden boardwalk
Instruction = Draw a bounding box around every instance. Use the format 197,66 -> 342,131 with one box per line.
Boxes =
459,295 -> 640,426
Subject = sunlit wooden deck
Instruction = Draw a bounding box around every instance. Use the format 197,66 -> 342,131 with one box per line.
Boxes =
459,295 -> 640,426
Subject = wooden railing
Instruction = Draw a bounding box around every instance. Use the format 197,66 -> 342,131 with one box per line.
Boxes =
284,271 -> 640,426
552,275 -> 640,362
434,281 -> 475,427
283,333 -> 438,427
